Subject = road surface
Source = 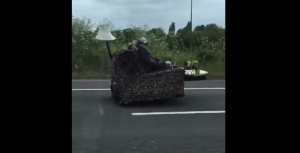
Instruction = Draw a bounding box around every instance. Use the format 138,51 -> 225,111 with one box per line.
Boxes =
72,80 -> 225,153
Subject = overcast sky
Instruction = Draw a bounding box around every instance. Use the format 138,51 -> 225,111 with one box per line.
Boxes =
72,0 -> 225,32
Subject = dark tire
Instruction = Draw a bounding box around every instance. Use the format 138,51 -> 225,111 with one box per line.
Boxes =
111,85 -> 124,105
110,85 -> 117,98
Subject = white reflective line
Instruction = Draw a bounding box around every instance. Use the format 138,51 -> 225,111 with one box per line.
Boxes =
132,111 -> 225,116
72,88 -> 225,91
72,80 -> 225,81
72,89 -> 110,91
185,88 -> 225,90
72,80 -> 110,81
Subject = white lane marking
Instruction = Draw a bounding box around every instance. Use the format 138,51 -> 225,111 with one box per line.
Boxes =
99,104 -> 104,116
132,111 -> 225,116
72,80 -> 225,81
72,88 -> 225,91
185,88 -> 225,90
72,80 -> 110,81
72,89 -> 110,91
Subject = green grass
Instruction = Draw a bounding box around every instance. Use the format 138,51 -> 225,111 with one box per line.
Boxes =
72,49 -> 225,79
72,61 -> 224,79
200,63 -> 225,78
72,71 -> 110,79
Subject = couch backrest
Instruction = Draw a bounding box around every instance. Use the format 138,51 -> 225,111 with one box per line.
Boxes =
109,50 -> 146,92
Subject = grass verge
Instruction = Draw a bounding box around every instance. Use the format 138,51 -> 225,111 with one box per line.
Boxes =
72,64 -> 224,79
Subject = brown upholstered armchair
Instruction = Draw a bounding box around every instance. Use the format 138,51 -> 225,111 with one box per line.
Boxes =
109,49 -> 185,105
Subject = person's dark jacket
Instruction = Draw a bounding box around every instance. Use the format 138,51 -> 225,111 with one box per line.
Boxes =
136,45 -> 167,73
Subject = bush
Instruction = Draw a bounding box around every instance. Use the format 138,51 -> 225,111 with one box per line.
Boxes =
72,16 -> 225,78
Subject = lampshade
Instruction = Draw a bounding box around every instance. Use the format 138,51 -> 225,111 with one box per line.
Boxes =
95,25 -> 116,41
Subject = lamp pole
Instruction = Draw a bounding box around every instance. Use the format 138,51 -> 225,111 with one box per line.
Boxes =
191,0 -> 192,31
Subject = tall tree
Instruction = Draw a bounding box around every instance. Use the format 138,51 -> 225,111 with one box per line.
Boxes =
167,22 -> 176,50
168,22 -> 175,36
182,21 -> 192,32
202,23 -> 224,42
194,24 -> 205,31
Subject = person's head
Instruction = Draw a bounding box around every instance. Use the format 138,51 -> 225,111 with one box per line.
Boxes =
137,37 -> 148,49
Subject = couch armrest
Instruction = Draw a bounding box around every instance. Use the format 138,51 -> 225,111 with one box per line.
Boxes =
137,68 -> 185,84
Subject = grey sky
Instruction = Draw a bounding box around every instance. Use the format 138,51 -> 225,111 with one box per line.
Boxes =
72,0 -> 225,33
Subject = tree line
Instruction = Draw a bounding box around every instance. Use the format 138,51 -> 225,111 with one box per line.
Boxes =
72,15 -> 225,75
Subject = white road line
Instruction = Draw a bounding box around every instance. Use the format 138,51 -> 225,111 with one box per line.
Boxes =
72,88 -> 225,91
72,80 -> 110,81
132,111 -> 225,116
99,104 -> 104,116
72,89 -> 110,91
185,88 -> 225,90
72,80 -> 225,81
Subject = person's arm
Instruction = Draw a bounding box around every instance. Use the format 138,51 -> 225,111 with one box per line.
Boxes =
148,54 -> 160,62
154,58 -> 160,62
138,50 -> 166,69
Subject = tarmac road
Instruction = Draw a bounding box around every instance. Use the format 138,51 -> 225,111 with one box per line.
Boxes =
72,80 -> 225,153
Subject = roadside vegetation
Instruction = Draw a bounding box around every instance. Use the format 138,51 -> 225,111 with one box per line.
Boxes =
72,16 -> 225,79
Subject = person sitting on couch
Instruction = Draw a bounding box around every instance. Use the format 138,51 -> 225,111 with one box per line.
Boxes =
132,37 -> 178,73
